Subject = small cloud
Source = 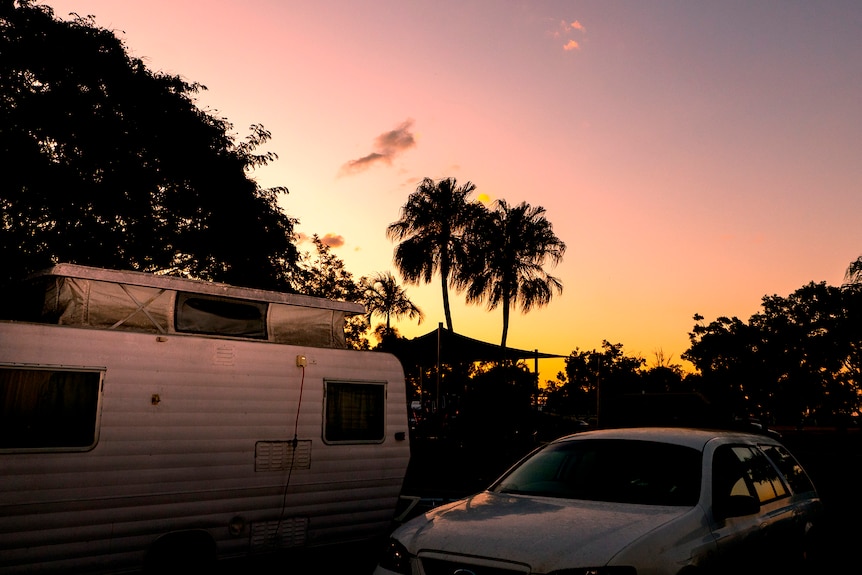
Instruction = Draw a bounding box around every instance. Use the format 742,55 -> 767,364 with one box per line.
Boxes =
375,120 -> 416,152
552,18 -> 585,51
295,232 -> 345,248
552,19 -> 586,36
340,119 -> 417,176
320,233 -> 345,248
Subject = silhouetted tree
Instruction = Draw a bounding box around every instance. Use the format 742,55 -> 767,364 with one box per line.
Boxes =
463,199 -> 565,349
841,280 -> 862,423
753,282 -> 857,424
683,314 -> 766,420
360,271 -> 423,335
640,350 -> 686,394
844,255 -> 862,286
1,2 -> 298,291
460,362 -> 536,451
543,356 -> 593,418
387,177 -> 483,332
294,235 -> 361,300
684,280 -> 862,427
293,235 -> 369,349
546,342 -> 644,421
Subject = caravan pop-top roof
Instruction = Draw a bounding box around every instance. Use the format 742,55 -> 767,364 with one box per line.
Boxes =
16,263 -> 364,349
27,263 -> 364,313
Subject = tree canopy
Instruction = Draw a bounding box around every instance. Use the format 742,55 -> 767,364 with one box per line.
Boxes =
683,281 -> 862,427
293,237 -> 424,350
294,235 -> 362,301
0,2 -> 299,291
543,271 -> 862,430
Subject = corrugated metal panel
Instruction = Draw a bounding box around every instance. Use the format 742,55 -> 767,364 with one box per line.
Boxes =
0,321 -> 410,573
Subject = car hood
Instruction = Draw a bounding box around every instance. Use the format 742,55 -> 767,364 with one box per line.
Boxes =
396,491 -> 692,572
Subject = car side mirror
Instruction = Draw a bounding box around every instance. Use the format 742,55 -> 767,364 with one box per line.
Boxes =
721,494 -> 760,519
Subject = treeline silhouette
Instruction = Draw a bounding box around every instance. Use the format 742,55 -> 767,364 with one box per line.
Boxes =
390,276 -> 862,448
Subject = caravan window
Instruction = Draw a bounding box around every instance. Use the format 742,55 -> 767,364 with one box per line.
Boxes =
324,380 -> 386,443
175,292 -> 268,339
0,367 -> 103,451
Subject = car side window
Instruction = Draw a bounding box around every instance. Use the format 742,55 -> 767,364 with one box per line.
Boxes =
713,444 -> 790,509
760,444 -> 816,495
731,446 -> 788,504
713,445 -> 753,503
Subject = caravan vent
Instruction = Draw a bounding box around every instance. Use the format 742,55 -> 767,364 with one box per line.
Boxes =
250,517 -> 308,552
213,345 -> 235,366
255,440 -> 311,471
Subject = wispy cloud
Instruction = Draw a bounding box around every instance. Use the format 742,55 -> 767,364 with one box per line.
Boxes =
340,119 -> 417,176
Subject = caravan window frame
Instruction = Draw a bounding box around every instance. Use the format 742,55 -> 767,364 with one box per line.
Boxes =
175,292 -> 268,339
322,379 -> 387,444
0,365 -> 104,453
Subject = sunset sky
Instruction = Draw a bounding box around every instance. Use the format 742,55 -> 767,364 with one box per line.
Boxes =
44,0 -> 862,379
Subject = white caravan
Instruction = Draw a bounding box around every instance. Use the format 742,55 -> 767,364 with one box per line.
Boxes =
0,264 -> 411,573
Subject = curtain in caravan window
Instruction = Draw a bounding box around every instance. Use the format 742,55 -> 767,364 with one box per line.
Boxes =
0,367 -> 103,451
324,381 -> 385,443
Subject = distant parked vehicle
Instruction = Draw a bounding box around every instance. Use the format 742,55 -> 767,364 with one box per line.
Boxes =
375,427 -> 823,575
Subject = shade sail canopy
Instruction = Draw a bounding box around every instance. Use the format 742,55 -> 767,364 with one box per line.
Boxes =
390,324 -> 567,367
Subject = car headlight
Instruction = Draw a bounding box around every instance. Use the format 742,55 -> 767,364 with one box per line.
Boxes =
377,538 -> 412,575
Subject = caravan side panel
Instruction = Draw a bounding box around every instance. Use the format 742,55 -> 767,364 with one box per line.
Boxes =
0,322 -> 410,573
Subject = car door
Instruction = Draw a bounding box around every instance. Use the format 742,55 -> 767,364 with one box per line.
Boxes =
736,445 -> 801,572
709,443 -> 799,574
708,444 -> 764,573
759,443 -> 823,563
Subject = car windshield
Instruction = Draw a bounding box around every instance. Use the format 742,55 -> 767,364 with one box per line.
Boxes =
492,438 -> 702,506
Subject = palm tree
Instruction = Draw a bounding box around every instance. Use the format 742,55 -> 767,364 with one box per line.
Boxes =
844,255 -> 862,287
386,177 -> 482,331
463,199 -> 566,350
361,271 -> 424,334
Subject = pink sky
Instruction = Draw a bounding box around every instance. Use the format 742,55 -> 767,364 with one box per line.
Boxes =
44,0 -> 862,379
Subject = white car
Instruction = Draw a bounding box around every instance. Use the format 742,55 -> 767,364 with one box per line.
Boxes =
375,427 -> 823,575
